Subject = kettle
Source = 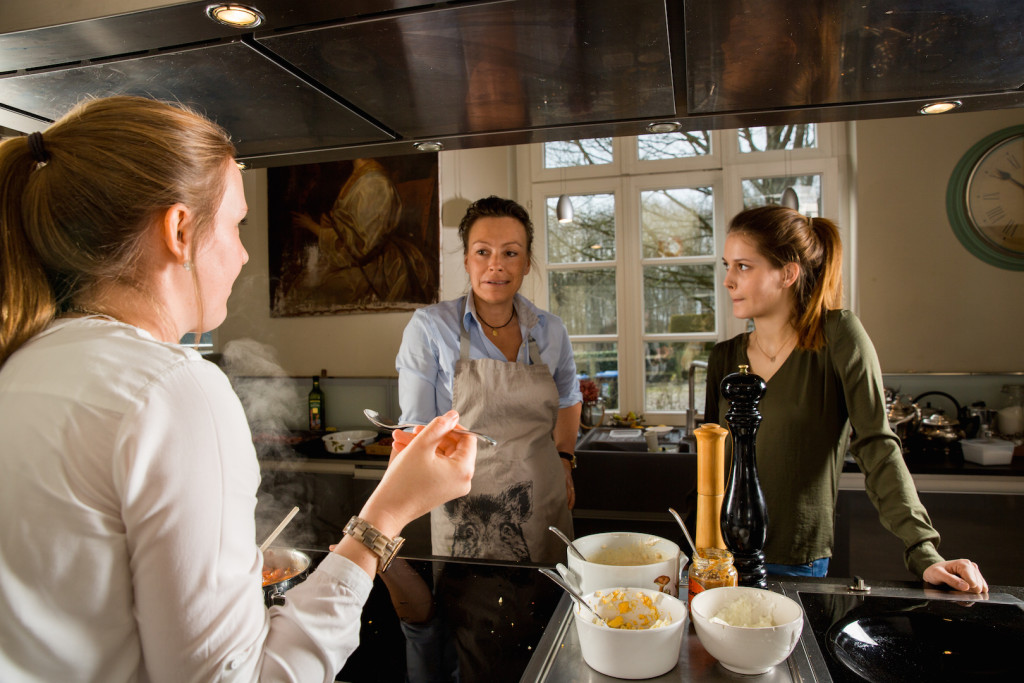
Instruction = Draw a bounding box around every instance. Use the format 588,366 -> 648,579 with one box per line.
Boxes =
912,391 -> 966,454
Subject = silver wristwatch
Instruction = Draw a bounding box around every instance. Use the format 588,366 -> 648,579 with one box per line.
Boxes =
343,516 -> 405,572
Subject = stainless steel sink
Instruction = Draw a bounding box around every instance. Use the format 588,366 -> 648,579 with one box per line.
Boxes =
780,581 -> 1024,682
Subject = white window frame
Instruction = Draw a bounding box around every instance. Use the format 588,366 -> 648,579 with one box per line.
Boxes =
517,124 -> 850,425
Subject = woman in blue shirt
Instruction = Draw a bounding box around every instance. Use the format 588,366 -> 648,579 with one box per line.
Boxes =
396,196 -> 582,563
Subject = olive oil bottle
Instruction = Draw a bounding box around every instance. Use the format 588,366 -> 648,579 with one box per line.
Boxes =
308,374 -> 324,431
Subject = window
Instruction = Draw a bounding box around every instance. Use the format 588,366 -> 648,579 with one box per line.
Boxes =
522,125 -> 847,424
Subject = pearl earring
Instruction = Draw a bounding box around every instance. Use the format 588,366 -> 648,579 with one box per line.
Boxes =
183,260 -> 193,271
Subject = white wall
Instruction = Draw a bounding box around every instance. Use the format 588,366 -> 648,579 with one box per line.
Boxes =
219,109 -> 1024,382
855,108 -> 1024,373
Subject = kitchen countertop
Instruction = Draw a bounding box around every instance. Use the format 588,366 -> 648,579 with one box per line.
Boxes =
291,548 -> 1023,683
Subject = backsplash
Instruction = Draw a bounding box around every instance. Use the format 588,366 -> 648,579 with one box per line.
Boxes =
881,373 -> 1024,412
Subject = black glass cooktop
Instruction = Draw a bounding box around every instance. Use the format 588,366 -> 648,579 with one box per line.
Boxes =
797,590 -> 1024,683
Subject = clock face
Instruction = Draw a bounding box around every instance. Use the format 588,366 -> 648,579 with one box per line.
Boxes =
964,134 -> 1024,256
947,125 -> 1024,271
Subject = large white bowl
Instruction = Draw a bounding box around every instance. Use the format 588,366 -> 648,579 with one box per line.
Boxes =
322,430 -> 378,454
574,587 -> 688,679
690,585 -> 804,675
566,532 -> 683,597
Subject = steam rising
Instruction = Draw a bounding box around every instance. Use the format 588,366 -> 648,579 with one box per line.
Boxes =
221,338 -> 317,549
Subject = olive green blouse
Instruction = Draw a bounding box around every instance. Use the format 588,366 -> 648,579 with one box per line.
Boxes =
704,309 -> 943,577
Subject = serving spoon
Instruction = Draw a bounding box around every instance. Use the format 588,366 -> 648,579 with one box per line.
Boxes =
363,408 -> 498,447
548,525 -> 587,562
538,567 -> 608,626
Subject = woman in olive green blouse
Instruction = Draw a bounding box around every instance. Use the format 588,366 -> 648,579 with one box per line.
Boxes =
704,205 -> 987,593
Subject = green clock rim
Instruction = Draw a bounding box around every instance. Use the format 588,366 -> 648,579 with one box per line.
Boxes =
946,124 -> 1024,271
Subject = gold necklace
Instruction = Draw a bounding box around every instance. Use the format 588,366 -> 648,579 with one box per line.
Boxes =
65,305 -> 122,323
753,328 -> 795,363
478,308 -> 516,337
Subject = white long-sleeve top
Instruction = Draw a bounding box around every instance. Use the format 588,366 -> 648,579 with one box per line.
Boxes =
0,318 -> 372,683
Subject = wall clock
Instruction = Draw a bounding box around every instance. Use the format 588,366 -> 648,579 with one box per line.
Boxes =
946,124 -> 1024,271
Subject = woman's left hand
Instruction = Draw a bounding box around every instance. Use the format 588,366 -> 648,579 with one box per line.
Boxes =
562,459 -> 575,510
923,558 -> 988,594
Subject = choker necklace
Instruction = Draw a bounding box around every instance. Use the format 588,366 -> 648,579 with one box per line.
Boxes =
753,328 -> 795,363
478,308 -> 516,337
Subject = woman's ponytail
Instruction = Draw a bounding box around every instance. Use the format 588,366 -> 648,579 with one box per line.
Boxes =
794,215 -> 843,350
0,136 -> 57,366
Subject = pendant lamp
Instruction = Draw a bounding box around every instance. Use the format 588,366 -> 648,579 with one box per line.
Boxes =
556,194 -> 574,223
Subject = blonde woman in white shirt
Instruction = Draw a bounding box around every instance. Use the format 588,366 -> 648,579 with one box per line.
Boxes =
0,95 -> 476,683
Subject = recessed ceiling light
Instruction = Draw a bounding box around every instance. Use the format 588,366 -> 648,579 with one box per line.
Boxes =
413,141 -> 444,152
646,121 -> 682,134
918,100 -> 962,115
206,4 -> 265,28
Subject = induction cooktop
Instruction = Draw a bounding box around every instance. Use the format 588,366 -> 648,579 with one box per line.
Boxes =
781,582 -> 1024,683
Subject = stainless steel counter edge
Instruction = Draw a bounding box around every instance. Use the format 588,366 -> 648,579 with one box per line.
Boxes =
258,457 -> 387,480
839,471 -> 1024,494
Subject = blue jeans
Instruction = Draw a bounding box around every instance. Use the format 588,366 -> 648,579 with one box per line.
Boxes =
765,558 -> 830,578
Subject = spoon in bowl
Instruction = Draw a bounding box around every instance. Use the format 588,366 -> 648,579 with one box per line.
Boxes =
538,567 -> 607,625
667,507 -> 697,557
548,525 -> 587,562
363,409 -> 498,446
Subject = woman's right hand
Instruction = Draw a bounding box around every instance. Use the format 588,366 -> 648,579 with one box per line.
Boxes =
358,410 -> 476,538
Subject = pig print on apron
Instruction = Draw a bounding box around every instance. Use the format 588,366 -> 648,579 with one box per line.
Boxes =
431,302 -> 572,564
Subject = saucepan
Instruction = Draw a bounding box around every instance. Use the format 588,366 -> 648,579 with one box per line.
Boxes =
262,547 -> 311,606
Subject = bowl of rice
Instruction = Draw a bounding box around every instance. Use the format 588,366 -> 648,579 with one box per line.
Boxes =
690,585 -> 804,675
573,586 -> 688,679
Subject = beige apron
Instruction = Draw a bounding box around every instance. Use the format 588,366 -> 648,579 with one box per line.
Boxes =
431,301 -> 572,564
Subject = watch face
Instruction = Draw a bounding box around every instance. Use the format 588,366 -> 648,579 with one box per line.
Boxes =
964,133 -> 1024,256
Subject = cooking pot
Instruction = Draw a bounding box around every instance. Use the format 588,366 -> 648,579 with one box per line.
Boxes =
885,391 -> 921,453
262,547 -> 311,607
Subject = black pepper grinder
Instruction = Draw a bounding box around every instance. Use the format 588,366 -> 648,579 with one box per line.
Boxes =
720,364 -> 768,588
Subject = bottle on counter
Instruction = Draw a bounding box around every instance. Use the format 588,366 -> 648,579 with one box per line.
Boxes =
308,375 -> 324,431
687,547 -> 738,606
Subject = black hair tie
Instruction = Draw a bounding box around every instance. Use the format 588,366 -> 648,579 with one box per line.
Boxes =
27,131 -> 50,164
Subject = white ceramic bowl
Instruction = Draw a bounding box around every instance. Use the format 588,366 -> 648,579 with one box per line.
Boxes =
322,430 -> 378,454
566,532 -> 683,597
574,587 -> 688,679
690,585 -> 804,675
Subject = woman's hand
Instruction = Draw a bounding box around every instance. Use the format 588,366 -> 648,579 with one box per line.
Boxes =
923,558 -> 988,594
562,459 -> 575,510
360,410 -> 477,538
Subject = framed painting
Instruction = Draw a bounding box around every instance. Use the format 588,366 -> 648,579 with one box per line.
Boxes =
267,154 -> 440,316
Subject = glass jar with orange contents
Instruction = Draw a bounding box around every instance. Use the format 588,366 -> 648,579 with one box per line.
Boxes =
687,547 -> 738,605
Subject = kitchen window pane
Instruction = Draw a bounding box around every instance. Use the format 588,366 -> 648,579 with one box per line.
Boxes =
640,186 -> 714,258
637,131 -> 712,160
546,193 -> 616,263
549,268 -> 617,336
737,124 -> 818,153
544,138 -> 613,168
645,341 -> 714,413
574,341 -> 619,410
643,264 -> 716,334
741,174 -> 822,215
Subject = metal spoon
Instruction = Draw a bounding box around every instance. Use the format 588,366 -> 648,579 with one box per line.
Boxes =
667,506 -> 697,557
548,525 -> 587,562
363,408 -> 498,447
538,567 -> 607,625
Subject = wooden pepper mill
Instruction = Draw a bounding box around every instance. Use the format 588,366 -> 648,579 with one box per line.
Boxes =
720,364 -> 769,588
693,423 -> 729,549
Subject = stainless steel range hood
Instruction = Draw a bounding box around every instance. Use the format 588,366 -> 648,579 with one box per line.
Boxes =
2,1 -> 1022,168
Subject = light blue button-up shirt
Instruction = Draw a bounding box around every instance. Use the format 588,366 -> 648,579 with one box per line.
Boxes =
396,294 -> 582,424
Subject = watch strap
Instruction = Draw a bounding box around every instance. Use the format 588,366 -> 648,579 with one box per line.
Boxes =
343,516 -> 405,572
558,451 -> 577,469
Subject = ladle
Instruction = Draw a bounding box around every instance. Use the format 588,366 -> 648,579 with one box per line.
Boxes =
260,506 -> 299,553
538,567 -> 607,625
548,525 -> 587,562
667,507 -> 697,557
363,408 -> 498,446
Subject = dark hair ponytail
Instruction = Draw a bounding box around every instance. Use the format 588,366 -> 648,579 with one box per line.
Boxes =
728,205 -> 843,350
